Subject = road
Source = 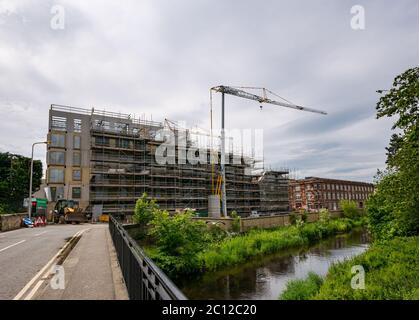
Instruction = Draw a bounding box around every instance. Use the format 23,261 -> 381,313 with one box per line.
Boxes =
0,225 -> 87,300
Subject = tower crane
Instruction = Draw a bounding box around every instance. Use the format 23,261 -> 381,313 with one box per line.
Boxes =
210,85 -> 327,218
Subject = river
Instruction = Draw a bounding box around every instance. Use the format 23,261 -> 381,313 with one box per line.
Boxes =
176,229 -> 370,300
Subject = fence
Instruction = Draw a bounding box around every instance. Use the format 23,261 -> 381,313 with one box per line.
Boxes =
109,215 -> 187,300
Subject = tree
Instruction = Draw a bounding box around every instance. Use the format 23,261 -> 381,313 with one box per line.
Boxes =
0,152 -> 43,213
340,200 -> 360,219
133,193 -> 159,226
376,67 -> 418,133
148,209 -> 208,274
367,67 -> 419,239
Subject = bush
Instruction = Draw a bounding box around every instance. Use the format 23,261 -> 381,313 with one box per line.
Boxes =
0,204 -> 7,214
300,209 -> 308,222
148,210 -> 210,275
133,193 -> 159,226
340,200 -> 360,219
314,236 -> 419,300
319,208 -> 331,224
280,272 -> 324,300
289,212 -> 299,225
367,170 -> 419,240
230,211 -> 241,233
206,223 -> 228,243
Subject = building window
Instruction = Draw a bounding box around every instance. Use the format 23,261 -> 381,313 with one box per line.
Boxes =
50,133 -> 65,148
119,139 -> 131,149
49,168 -> 64,183
73,135 -> 81,149
49,151 -> 65,165
73,152 -> 81,166
73,169 -> 81,181
72,187 -> 81,199
50,186 -> 64,201
95,136 -> 109,146
51,116 -> 67,131
74,119 -> 82,133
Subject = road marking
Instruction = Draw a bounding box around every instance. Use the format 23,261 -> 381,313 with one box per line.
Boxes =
24,280 -> 44,300
34,231 -> 48,237
0,240 -> 26,253
13,228 -> 89,300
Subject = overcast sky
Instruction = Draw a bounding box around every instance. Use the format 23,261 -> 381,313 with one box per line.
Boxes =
1,0 -> 418,182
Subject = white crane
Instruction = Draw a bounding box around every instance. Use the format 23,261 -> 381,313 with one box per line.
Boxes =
210,85 -> 327,217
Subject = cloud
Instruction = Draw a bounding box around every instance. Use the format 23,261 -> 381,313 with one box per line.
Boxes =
0,0 -> 418,182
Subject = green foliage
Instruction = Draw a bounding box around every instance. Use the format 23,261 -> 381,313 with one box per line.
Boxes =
367,67 -> 419,240
289,212 -> 299,225
0,152 -> 42,213
319,208 -> 331,224
367,169 -> 419,240
147,209 -> 210,275
376,67 -> 418,133
230,211 -> 241,233
279,272 -> 324,300
295,215 -> 305,229
135,195 -> 367,277
206,223 -> 229,243
300,209 -> 308,222
340,200 -> 360,219
133,193 -> 158,226
198,217 -> 365,272
314,236 -> 419,300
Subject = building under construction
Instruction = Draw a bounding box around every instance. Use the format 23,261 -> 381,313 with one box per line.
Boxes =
46,105 -> 289,218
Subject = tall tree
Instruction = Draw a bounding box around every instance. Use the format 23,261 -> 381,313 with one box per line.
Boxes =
0,152 -> 43,213
367,67 -> 419,239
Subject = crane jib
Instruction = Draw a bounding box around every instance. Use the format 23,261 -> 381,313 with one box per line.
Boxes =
211,85 -> 327,115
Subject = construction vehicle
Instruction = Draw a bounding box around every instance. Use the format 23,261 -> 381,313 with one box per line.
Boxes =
53,199 -> 87,224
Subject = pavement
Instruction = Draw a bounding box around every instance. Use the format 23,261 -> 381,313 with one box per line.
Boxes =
0,223 -> 128,300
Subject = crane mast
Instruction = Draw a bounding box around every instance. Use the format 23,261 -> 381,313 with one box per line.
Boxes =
210,85 -> 327,218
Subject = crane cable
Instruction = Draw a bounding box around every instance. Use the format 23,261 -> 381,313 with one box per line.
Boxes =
229,86 -> 296,105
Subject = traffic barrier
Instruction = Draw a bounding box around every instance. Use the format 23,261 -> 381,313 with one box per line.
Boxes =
34,216 -> 46,227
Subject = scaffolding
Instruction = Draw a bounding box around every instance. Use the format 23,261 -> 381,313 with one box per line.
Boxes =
48,105 -> 290,217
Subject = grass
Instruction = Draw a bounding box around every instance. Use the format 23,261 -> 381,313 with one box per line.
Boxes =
314,236 -> 419,300
279,236 -> 419,300
279,272 -> 324,300
144,216 -> 367,276
196,217 -> 367,273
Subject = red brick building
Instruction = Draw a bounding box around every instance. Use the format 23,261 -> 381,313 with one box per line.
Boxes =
289,177 -> 374,212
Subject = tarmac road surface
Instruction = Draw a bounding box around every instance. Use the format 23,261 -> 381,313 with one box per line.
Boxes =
0,224 -> 87,300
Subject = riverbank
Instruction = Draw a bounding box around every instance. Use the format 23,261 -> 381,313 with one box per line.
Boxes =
280,235 -> 419,300
179,229 -> 369,299
146,216 -> 367,277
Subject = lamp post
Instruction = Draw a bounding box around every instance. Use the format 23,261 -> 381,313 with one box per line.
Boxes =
28,141 -> 48,219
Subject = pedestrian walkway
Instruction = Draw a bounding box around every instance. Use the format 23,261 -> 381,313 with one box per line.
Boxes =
37,224 -> 128,300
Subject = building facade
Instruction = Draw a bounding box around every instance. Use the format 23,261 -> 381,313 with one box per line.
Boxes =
46,105 -> 290,218
289,177 -> 374,212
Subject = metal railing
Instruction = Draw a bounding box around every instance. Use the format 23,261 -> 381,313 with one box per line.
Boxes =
109,215 -> 187,300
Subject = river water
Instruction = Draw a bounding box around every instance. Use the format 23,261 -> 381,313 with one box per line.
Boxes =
177,229 -> 370,300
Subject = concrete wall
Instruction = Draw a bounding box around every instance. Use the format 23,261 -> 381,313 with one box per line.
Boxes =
0,213 -> 27,232
194,211 -> 343,233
